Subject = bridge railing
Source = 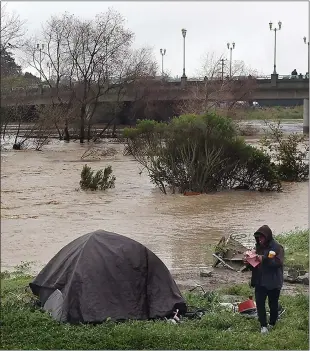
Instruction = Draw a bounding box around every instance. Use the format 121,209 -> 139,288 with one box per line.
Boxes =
169,74 -> 309,81
278,74 -> 309,80
1,74 -> 309,98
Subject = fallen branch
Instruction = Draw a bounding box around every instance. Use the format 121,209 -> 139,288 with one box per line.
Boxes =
212,253 -> 237,271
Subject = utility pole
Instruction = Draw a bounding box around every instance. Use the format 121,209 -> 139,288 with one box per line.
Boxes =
220,59 -> 226,81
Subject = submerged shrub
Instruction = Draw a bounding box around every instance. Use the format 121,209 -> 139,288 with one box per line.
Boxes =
124,113 -> 282,194
80,164 -> 116,191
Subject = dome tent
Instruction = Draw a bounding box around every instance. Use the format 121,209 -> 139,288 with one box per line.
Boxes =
29,230 -> 187,324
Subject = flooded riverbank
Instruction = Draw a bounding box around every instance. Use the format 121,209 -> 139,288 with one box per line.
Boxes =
1,141 -> 308,280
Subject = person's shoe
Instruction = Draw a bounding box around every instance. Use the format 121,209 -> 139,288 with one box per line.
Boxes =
261,327 -> 269,334
267,324 -> 274,330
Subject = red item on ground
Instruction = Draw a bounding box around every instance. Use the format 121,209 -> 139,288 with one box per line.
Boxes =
238,298 -> 257,313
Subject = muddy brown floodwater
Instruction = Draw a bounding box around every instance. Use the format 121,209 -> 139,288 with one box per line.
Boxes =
1,141 -> 309,292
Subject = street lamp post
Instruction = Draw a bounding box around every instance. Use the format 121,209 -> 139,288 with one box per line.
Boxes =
227,42 -> 235,78
160,48 -> 166,77
181,28 -> 187,78
303,36 -> 309,76
269,21 -> 282,74
303,36 -> 309,134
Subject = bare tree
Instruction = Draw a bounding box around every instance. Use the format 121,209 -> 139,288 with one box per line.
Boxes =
178,53 -> 258,115
22,9 -> 158,144
0,2 -> 26,50
7,104 -> 69,150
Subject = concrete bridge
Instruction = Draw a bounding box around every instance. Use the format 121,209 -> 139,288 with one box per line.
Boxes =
1,73 -> 309,132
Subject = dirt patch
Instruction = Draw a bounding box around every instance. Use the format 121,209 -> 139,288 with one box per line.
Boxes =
173,267 -> 309,296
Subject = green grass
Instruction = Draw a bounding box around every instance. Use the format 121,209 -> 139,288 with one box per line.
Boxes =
244,106 -> 303,120
218,283 -> 253,297
213,106 -> 303,121
277,229 -> 309,271
216,106 -> 302,122
1,276 -> 309,350
1,278 -> 309,349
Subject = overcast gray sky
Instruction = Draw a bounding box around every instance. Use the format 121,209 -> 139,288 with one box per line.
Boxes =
6,1 -> 310,77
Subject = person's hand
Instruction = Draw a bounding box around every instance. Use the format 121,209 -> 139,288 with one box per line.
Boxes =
255,255 -> 263,263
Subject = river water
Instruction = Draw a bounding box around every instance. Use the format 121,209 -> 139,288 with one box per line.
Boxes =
1,140 -> 309,278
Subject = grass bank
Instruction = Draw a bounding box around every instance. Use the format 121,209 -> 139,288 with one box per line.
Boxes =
214,106 -> 303,121
277,229 -> 309,271
1,276 -> 308,350
244,106 -> 303,120
237,106 -> 303,120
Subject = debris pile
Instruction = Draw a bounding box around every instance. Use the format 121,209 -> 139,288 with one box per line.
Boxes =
212,235 -> 250,272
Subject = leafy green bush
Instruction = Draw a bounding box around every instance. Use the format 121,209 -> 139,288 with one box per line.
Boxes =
124,113 -> 281,194
260,121 -> 309,182
80,164 -> 116,191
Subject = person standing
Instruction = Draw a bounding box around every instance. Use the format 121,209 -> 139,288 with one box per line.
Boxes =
291,69 -> 298,78
244,225 -> 284,334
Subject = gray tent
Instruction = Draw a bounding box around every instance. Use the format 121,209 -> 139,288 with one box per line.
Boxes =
29,230 -> 187,324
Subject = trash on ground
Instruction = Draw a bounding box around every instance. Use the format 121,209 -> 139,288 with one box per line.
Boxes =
238,296 -> 256,313
199,267 -> 213,277
212,235 -> 249,271
284,269 -> 309,285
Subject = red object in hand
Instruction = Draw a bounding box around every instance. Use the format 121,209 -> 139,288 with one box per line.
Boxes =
244,250 -> 260,267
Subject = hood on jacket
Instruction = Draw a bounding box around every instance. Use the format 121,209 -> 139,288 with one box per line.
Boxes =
254,225 -> 273,245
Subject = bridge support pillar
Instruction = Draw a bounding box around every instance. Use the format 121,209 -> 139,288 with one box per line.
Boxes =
181,75 -> 187,88
303,99 -> 309,134
270,73 -> 278,87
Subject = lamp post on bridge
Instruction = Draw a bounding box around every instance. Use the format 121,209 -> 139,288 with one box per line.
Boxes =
227,42 -> 235,78
269,21 -> 282,74
303,36 -> 309,134
303,36 -> 309,76
181,28 -> 187,79
160,48 -> 166,77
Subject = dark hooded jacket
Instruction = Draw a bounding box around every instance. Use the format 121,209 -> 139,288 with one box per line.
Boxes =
250,225 -> 284,290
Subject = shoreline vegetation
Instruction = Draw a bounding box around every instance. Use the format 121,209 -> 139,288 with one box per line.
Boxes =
1,229 -> 308,350
232,106 -> 303,120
